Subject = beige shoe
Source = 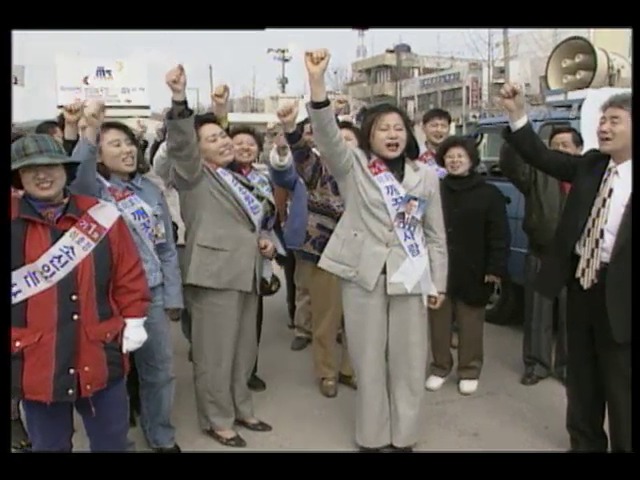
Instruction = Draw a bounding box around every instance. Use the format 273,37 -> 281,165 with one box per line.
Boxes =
320,378 -> 338,397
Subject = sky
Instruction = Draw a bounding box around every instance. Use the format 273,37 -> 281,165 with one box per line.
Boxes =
12,28 -> 534,122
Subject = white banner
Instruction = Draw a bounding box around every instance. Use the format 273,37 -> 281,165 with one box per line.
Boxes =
55,56 -> 150,117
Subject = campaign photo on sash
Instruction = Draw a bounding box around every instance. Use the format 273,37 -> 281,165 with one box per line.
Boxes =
367,158 -> 433,295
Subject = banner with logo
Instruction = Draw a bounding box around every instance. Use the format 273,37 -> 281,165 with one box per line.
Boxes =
55,56 -> 151,117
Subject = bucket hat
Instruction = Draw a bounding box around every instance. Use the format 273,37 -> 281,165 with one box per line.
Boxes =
11,134 -> 76,171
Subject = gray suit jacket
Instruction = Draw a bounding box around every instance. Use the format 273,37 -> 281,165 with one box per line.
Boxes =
165,109 -> 263,293
308,104 -> 448,296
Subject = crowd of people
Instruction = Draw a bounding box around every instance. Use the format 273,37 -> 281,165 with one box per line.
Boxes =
11,48 -> 631,453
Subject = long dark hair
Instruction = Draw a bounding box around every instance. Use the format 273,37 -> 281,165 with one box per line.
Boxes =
97,121 -> 148,179
358,103 -> 420,160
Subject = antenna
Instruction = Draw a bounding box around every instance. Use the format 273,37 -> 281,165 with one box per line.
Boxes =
266,48 -> 292,94
356,28 -> 368,59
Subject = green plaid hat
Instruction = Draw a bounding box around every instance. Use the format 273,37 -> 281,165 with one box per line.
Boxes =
11,134 -> 75,171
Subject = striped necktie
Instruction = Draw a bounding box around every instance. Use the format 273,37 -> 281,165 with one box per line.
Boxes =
575,163 -> 616,289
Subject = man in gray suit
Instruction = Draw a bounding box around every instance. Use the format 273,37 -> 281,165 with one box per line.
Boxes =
163,65 -> 274,448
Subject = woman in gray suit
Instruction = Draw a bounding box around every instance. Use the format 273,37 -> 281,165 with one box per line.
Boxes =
303,50 -> 449,452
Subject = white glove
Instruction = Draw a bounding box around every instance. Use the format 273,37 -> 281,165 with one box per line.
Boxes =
269,145 -> 292,170
122,318 -> 148,353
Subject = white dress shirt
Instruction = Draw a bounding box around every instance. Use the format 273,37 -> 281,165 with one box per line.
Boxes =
509,115 -> 632,263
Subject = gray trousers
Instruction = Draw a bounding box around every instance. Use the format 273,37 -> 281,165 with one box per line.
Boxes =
523,253 -> 568,377
342,275 -> 428,448
185,286 -> 259,431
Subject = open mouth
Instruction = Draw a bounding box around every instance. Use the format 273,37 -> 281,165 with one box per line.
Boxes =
385,141 -> 400,153
121,155 -> 136,167
220,146 -> 234,156
36,181 -> 53,189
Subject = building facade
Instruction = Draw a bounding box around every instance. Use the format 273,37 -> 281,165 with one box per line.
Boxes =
400,62 -> 484,132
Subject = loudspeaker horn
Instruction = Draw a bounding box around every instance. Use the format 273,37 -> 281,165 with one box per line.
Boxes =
544,36 -> 631,91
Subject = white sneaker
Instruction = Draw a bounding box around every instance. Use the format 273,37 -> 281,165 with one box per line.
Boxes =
458,379 -> 478,395
425,375 -> 447,391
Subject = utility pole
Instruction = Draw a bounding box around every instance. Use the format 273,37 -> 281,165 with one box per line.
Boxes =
208,65 -> 213,94
487,29 -> 493,109
502,28 -> 510,83
267,48 -> 292,94
251,67 -> 257,112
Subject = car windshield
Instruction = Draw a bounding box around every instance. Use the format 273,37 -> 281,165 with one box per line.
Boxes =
477,126 -> 506,163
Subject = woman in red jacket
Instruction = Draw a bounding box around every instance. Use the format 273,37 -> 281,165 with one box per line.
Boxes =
11,134 -> 151,452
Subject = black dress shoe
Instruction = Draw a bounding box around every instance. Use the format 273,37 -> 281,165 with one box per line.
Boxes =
520,370 -> 547,386
205,429 -> 246,448
234,419 -> 273,432
248,374 -> 267,392
358,445 -> 390,452
389,445 -> 414,452
291,336 -> 311,351
153,444 -> 182,453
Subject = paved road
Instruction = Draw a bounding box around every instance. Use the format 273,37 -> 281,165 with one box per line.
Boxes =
71,275 -> 569,452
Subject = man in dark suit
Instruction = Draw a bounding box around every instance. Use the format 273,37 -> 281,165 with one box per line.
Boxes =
499,127 -> 584,387
498,84 -> 631,453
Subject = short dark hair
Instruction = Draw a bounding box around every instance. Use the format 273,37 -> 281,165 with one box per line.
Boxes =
194,112 -> 224,139
35,120 -> 61,136
549,126 -> 583,149
422,108 -> 451,126
230,125 -> 264,153
435,135 -> 480,168
337,121 -> 362,146
359,103 -> 420,160
97,121 -> 147,179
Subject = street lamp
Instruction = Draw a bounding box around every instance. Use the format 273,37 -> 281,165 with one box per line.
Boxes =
267,48 -> 292,94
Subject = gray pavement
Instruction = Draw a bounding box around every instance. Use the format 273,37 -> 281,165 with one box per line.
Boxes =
70,276 -> 569,452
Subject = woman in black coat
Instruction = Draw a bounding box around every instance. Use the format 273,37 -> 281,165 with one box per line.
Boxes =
425,136 -> 509,396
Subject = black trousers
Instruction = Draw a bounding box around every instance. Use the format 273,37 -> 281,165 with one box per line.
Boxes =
252,297 -> 264,376
523,253 -> 567,377
566,260 -> 631,452
279,250 -> 297,324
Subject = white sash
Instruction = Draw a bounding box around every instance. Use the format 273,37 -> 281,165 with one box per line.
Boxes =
245,168 -> 286,257
99,177 -> 162,263
11,200 -> 121,305
367,158 -> 436,296
215,167 -> 285,281
246,168 -> 275,206
216,167 -> 264,230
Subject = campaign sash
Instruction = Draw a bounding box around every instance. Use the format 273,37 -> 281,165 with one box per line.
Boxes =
245,168 -> 285,256
11,200 -> 121,305
367,157 -> 435,295
215,167 -> 264,230
214,167 -> 285,281
99,177 -> 163,262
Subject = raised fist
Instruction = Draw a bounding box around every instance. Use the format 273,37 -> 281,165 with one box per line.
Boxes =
276,102 -> 299,132
304,49 -> 330,80
82,99 -> 105,129
211,84 -> 230,106
332,95 -> 349,115
497,82 -> 526,116
132,118 -> 148,139
165,65 -> 186,94
62,101 -> 84,125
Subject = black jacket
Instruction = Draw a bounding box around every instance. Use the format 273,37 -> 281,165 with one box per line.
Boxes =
440,173 -> 510,307
498,142 -> 567,254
